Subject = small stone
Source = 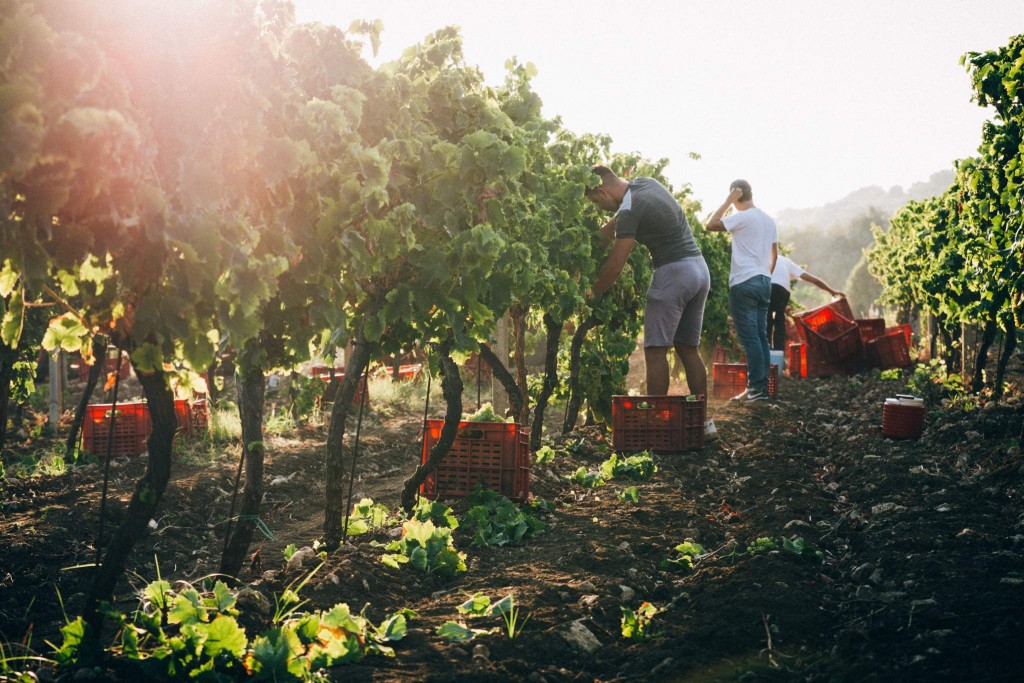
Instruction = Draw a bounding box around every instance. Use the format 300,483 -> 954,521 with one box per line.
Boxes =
577,580 -> 596,593
911,598 -> 937,608
999,577 -> 1024,585
869,568 -> 885,586
784,519 -> 812,530
561,620 -> 602,654
851,563 -> 874,582
651,658 -> 675,676
579,594 -> 599,608
855,585 -> 875,599
472,644 -> 490,659
237,588 -> 272,616
619,585 -> 636,602
984,401 -> 997,411
617,541 -> 631,552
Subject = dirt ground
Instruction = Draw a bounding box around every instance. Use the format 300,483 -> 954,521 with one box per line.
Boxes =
2,361 -> 1024,682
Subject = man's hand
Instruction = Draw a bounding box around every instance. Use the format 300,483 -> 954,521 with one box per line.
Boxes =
728,187 -> 743,204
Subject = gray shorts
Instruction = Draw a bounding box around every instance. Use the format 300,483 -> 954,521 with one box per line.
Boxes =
644,256 -> 711,348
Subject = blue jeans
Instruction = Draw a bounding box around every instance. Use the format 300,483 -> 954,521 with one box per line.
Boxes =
729,275 -> 771,395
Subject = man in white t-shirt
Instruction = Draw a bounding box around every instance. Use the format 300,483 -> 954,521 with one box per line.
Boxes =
705,180 -> 778,401
769,254 -> 846,350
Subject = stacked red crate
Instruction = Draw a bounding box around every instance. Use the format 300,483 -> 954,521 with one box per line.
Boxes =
867,331 -> 912,369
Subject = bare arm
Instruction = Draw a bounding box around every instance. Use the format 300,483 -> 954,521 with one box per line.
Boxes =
770,242 -> 778,275
591,238 -> 636,297
705,188 -> 743,232
799,272 -> 844,298
598,215 -> 617,249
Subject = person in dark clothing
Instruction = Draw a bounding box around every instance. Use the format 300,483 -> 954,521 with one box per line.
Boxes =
768,254 -> 845,350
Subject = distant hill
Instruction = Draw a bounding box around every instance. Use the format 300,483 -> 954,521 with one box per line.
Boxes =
778,169 -> 954,316
776,169 -> 954,233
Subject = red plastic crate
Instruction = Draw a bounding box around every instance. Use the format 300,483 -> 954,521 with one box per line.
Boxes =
882,402 -> 925,439
612,395 -> 705,452
711,363 -> 778,399
786,343 -> 806,378
190,399 -> 209,432
173,398 -> 193,436
885,324 -> 913,348
313,367 -> 368,407
797,307 -> 862,362
82,402 -> 151,457
856,318 -> 886,344
420,420 -> 530,502
867,332 -> 912,369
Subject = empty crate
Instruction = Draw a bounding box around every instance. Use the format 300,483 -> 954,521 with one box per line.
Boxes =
82,402 -> 150,457
711,363 -> 778,399
420,420 -> 530,502
867,331 -> 912,369
797,306 -> 862,362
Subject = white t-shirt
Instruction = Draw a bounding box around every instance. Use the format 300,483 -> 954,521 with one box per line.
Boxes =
721,207 -> 778,287
771,255 -> 805,292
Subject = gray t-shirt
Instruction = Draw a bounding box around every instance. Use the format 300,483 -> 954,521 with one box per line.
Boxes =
614,177 -> 702,268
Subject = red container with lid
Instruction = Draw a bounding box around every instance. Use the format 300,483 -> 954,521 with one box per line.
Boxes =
882,396 -> 925,439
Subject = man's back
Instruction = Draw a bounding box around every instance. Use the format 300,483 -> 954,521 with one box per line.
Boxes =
614,177 -> 701,268
722,207 -> 777,286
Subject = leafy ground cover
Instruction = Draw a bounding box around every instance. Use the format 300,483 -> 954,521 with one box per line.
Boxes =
2,366 -> 1023,681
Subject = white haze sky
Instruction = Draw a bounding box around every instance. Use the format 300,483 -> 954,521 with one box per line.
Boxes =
294,0 -> 1022,214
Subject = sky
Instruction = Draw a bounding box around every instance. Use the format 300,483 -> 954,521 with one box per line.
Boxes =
293,0 -> 1022,213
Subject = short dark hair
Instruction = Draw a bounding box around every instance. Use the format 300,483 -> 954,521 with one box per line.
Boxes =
586,164 -> 618,195
730,179 -> 752,202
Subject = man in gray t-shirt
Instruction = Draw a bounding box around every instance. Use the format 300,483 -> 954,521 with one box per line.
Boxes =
586,165 -> 716,439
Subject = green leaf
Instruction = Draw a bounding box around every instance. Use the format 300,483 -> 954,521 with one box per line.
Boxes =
200,615 -> 248,658
0,260 -> 18,298
436,621 -> 492,643
1,286 -> 24,347
168,591 -> 204,625
144,579 -> 174,611
457,592 -> 491,616
375,613 -> 408,642
131,342 -> 163,374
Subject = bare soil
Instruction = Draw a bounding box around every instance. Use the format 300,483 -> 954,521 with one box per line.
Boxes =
2,367 -> 1024,682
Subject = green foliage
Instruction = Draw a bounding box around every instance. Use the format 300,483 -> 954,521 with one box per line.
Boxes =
343,498 -> 394,536
782,537 -> 825,561
663,541 -> 705,571
411,499 -> 459,530
440,592 -> 529,641
907,358 -> 968,405
868,34 -> 1024,396
461,486 -> 545,547
617,486 -> 640,503
380,520 -> 467,576
620,602 -> 660,639
534,444 -> 565,465
569,466 -> 606,488
464,402 -> 513,423
600,452 -> 657,481
746,537 -> 779,555
52,575 -> 411,679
